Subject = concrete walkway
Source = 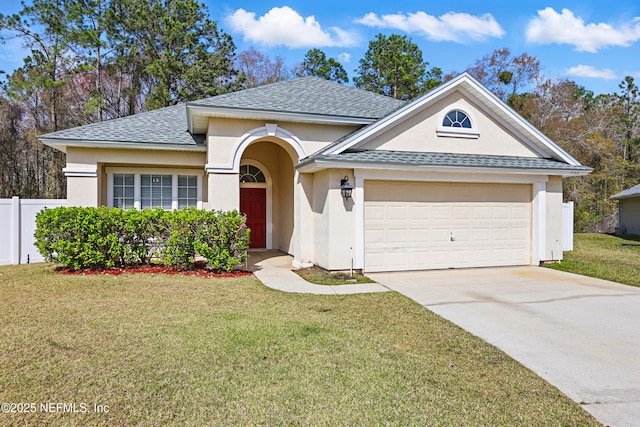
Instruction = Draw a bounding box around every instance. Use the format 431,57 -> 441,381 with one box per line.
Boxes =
247,250 -> 388,295
370,266 -> 640,427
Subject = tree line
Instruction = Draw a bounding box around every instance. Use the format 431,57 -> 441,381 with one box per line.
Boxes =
1,0 -> 639,232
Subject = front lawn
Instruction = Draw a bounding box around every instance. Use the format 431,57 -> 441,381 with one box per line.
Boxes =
547,233 -> 640,287
0,264 -> 597,426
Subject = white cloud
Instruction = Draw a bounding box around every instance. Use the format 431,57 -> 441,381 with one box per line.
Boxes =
526,8 -> 640,52
354,11 -> 505,43
337,52 -> 351,63
226,7 -> 356,48
566,65 -> 617,80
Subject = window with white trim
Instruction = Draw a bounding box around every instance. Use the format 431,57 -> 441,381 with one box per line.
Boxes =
436,108 -> 479,139
113,173 -> 135,209
443,110 -> 471,128
178,175 -> 198,208
141,174 -> 172,209
239,164 -> 266,183
107,168 -> 202,210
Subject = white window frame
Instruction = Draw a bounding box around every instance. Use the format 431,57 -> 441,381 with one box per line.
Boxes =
106,167 -> 203,210
436,103 -> 480,139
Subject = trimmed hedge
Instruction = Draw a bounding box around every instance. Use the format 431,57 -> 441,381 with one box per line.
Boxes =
34,207 -> 250,271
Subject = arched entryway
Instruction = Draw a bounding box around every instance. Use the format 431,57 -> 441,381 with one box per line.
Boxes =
239,163 -> 270,248
240,141 -> 296,252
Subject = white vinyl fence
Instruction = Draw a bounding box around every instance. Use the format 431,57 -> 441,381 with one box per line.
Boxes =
0,197 -> 67,265
562,201 -> 574,251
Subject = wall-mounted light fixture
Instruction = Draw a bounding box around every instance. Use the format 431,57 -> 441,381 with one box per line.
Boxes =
340,176 -> 353,199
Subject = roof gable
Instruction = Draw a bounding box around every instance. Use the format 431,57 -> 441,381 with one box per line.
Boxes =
315,73 -> 582,166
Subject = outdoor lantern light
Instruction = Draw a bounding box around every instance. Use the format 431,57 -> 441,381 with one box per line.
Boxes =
340,176 -> 353,199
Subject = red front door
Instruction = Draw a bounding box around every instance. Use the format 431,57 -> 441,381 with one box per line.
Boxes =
240,188 -> 266,248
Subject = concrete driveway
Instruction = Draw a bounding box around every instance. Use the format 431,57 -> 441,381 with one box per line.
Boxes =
369,266 -> 640,427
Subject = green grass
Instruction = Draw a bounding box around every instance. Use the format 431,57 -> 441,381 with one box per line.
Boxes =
0,264 -> 598,426
294,266 -> 375,285
546,233 -> 640,287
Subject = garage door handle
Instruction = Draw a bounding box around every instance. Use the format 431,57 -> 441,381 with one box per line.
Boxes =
450,233 -> 455,242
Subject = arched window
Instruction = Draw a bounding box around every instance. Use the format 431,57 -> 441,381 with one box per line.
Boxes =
443,110 -> 472,128
437,107 -> 479,139
239,164 -> 266,183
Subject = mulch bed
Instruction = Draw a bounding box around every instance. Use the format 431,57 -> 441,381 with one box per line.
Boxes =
56,263 -> 253,278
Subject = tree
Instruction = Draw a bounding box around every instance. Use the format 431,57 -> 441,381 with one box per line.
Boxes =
467,48 -> 540,102
0,0 -> 240,198
1,0 -> 77,132
294,48 -> 348,84
353,33 -> 441,99
235,47 -> 291,89
616,76 -> 640,161
133,0 -> 239,109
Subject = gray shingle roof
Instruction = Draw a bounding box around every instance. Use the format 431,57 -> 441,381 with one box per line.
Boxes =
189,76 -> 406,119
300,150 -> 593,172
40,104 -> 203,145
40,77 -> 404,146
611,184 -> 640,199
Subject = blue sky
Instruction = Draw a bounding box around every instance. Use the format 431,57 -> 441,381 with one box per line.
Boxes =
2,0 -> 640,95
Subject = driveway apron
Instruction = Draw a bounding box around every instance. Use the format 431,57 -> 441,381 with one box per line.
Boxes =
370,266 -> 640,427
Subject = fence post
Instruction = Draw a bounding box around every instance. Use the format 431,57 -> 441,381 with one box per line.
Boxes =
562,202 -> 574,251
11,196 -> 20,265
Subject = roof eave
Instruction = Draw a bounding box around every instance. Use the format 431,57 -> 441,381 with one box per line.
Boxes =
40,138 -> 207,153
187,104 -> 376,134
611,193 -> 640,200
296,158 -> 592,177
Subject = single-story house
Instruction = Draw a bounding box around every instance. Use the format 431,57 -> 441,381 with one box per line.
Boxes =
39,73 -> 591,272
611,184 -> 640,235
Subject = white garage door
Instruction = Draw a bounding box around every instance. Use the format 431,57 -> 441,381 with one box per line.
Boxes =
365,181 -> 532,272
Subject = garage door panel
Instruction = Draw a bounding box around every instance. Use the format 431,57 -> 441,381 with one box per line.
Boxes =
365,181 -> 531,272
472,228 -> 492,241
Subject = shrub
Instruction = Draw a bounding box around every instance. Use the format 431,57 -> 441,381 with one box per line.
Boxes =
195,210 -> 250,272
35,207 -> 250,271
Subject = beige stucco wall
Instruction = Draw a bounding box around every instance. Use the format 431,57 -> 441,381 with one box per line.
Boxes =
311,168 -> 356,270
359,92 -> 540,158
66,146 -> 206,168
545,176 -> 564,261
206,118 -> 361,165
67,176 -> 99,206
208,173 -> 238,212
295,171 -> 315,265
619,198 -> 640,235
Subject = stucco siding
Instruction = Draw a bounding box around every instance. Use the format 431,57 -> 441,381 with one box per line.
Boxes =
295,172 -> 315,264
545,176 -> 564,261
67,176 -> 99,207
310,169 -> 357,270
359,92 -> 540,158
66,146 -> 205,168
619,198 -> 640,235
208,173 -> 239,212
206,117 -> 361,166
